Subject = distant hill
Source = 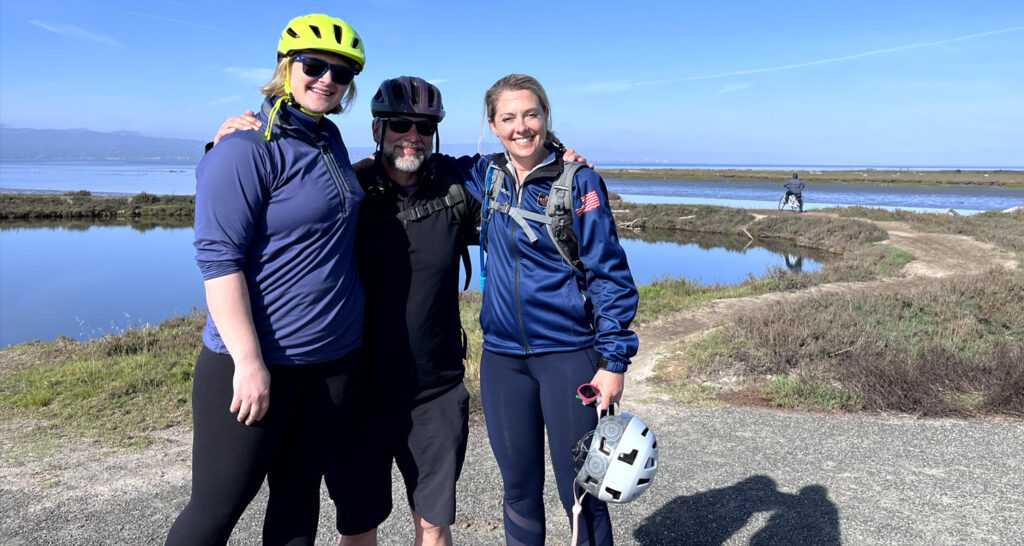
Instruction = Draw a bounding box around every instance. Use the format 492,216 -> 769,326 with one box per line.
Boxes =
0,127 -> 206,161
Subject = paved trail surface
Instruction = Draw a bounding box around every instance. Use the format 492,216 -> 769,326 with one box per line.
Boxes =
2,214 -> 1021,545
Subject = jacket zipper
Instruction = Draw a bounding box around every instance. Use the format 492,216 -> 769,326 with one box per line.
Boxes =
509,167 -> 531,355
320,145 -> 348,215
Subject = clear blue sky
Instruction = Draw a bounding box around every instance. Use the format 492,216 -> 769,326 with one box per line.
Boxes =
2,0 -> 1022,166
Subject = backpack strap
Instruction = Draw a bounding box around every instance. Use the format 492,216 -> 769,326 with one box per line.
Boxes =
546,162 -> 586,275
481,161 -> 588,277
395,184 -> 465,225
445,181 -> 474,291
389,170 -> 474,291
482,168 -> 552,243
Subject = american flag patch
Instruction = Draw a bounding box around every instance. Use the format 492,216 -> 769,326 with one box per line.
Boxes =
576,190 -> 600,216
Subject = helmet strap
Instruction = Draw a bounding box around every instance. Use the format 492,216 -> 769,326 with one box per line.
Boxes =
282,60 -> 326,120
570,486 -> 588,546
263,96 -> 287,142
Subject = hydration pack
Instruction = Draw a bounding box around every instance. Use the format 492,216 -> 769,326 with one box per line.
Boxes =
366,165 -> 474,290
481,161 -> 586,276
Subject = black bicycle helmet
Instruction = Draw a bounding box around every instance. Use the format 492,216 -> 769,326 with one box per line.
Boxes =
370,76 -> 445,121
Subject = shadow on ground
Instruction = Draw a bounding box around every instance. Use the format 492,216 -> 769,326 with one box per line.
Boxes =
633,475 -> 840,545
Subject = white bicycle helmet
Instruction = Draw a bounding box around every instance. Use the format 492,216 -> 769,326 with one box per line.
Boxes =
572,408 -> 658,503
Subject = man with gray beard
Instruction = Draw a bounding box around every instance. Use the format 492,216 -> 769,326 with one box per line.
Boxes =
330,76 -> 479,546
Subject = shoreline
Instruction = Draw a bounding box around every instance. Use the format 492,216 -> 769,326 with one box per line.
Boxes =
596,168 -> 1024,188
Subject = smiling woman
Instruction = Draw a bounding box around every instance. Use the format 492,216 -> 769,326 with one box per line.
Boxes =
165,13 -> 368,546
465,74 -> 640,546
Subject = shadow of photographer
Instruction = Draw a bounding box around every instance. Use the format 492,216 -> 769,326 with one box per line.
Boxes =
633,475 -> 839,545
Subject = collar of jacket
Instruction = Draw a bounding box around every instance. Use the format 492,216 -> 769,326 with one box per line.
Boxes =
260,96 -> 331,142
493,142 -> 565,186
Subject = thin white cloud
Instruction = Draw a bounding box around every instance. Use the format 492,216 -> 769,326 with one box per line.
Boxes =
124,11 -> 234,33
208,94 -> 242,106
719,83 -> 752,94
572,25 -> 1024,93
29,20 -> 121,47
428,79 -> 448,85
225,67 -> 274,85
567,81 -> 636,93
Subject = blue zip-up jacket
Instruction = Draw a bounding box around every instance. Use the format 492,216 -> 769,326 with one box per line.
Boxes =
463,149 -> 639,372
194,97 -> 365,365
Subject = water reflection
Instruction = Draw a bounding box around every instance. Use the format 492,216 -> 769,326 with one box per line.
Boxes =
617,229 -> 825,286
0,217 -> 193,232
0,220 -> 204,347
1,221 -> 824,346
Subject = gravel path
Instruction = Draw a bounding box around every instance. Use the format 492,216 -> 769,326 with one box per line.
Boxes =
2,406 -> 1022,545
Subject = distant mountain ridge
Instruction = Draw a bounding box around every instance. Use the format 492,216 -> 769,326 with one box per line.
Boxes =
0,127 -> 206,161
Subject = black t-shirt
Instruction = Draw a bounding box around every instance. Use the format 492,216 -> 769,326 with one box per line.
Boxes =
354,156 -> 480,401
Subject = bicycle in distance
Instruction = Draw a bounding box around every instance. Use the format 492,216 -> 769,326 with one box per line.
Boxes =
779,193 -> 803,212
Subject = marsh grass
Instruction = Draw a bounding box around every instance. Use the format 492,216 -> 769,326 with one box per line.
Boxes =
665,268 -> 1024,416
0,192 -> 194,220
459,291 -> 484,414
0,311 -> 203,448
613,203 -> 754,232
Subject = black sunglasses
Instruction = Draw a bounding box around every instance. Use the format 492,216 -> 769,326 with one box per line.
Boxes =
293,55 -> 355,85
381,117 -> 437,136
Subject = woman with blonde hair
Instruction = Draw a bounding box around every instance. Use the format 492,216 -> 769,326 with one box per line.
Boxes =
166,13 -> 367,546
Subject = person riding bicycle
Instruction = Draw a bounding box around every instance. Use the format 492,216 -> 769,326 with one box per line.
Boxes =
783,173 -> 805,212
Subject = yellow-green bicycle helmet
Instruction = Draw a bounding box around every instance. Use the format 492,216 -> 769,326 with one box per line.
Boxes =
278,14 -> 365,73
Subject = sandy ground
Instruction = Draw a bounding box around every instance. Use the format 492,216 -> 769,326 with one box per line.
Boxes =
1,212 -> 1021,545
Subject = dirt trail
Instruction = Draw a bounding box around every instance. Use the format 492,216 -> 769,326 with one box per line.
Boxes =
623,214 -> 1019,402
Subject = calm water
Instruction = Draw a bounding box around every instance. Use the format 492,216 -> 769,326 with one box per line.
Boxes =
0,222 -> 205,347
0,221 -> 821,347
605,178 -> 1024,214
0,160 -> 197,195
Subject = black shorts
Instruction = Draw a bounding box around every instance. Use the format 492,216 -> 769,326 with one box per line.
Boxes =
326,382 -> 470,535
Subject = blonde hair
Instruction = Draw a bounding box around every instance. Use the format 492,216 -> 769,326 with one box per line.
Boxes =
483,73 -> 562,148
260,55 -> 357,115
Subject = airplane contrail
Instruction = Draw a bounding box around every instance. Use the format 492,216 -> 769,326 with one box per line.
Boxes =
575,25 -> 1024,92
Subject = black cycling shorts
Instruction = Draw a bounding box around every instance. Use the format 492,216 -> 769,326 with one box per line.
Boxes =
326,382 -> 470,535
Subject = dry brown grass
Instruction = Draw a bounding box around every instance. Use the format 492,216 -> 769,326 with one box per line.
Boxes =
688,268 -> 1024,416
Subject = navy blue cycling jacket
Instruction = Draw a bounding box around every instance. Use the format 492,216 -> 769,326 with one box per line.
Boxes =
462,149 -> 639,372
193,97 -> 365,365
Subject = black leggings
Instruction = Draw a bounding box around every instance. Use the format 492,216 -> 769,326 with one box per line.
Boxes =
166,346 -> 361,546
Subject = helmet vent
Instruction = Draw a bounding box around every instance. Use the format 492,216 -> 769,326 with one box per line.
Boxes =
428,86 -> 437,107
410,79 -> 421,105
352,37 -> 360,49
333,24 -> 343,44
604,487 -> 622,501
641,427 -> 650,436
390,80 -> 405,102
308,25 -> 322,39
598,437 -> 612,456
637,477 -> 652,486
645,457 -> 656,469
617,449 -> 638,465
286,28 -> 299,39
